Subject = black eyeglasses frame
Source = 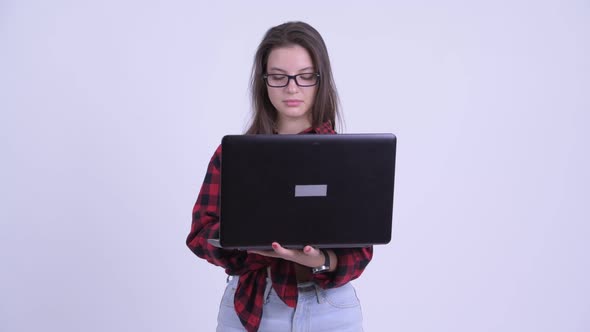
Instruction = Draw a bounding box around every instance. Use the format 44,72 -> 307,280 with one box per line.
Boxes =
262,73 -> 321,88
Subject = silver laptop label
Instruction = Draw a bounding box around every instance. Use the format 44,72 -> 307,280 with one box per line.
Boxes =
295,185 -> 327,197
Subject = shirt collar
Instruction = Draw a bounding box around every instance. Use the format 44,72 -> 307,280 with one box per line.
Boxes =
311,120 -> 335,134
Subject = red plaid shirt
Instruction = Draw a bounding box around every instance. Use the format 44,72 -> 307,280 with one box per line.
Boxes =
186,121 -> 373,332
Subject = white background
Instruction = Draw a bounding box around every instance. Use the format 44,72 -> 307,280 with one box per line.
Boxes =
1,1 -> 589,331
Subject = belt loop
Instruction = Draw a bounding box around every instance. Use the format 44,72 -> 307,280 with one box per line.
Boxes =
314,284 -> 324,304
263,266 -> 272,304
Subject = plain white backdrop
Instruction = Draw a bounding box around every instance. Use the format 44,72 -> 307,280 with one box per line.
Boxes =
1,1 -> 589,331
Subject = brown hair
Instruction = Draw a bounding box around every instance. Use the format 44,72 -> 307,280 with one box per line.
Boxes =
245,21 -> 341,134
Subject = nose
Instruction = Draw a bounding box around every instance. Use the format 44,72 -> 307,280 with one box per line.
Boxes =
286,77 -> 299,93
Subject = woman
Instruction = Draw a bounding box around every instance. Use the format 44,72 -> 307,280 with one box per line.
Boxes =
186,21 -> 372,332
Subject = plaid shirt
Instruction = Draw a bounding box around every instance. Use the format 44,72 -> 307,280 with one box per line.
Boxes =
186,121 -> 373,332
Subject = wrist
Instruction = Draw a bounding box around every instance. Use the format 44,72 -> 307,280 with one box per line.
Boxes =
311,250 -> 331,274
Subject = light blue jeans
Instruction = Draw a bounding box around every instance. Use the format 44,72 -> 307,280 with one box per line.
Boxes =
216,276 -> 364,332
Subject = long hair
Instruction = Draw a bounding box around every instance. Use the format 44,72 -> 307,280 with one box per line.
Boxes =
246,21 -> 341,134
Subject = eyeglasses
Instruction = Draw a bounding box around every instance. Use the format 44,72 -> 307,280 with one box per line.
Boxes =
263,73 -> 320,88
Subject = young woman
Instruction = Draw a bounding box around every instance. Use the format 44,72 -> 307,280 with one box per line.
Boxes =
186,21 -> 372,332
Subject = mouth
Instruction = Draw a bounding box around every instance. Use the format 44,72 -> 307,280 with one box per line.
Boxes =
284,99 -> 303,107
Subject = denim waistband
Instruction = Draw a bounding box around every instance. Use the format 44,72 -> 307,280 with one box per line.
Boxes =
297,281 -> 317,293
228,276 -> 317,291
227,274 -> 323,303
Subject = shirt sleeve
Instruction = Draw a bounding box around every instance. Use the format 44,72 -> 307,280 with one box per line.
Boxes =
186,145 -> 273,275
311,246 -> 373,288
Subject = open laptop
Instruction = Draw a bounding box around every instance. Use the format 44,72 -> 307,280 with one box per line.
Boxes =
207,133 -> 396,250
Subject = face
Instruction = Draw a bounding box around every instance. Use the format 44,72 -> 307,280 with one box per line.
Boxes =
266,45 -> 318,127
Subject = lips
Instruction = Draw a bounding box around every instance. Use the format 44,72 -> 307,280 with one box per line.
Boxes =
284,99 -> 303,107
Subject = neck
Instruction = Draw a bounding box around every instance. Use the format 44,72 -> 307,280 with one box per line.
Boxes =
276,116 -> 312,135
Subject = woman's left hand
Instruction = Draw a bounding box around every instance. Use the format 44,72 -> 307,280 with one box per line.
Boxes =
248,242 -> 325,268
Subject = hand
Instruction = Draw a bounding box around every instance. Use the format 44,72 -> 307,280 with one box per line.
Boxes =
248,242 -> 325,268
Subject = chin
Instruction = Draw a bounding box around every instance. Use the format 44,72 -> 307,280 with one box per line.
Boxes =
279,108 -> 310,119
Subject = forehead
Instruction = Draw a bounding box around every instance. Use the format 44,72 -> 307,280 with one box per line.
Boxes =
267,45 -> 314,72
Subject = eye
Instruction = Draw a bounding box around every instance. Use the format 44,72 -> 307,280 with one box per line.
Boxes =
299,73 -> 316,81
268,74 -> 287,81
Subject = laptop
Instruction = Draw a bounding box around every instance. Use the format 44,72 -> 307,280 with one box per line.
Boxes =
207,133 -> 396,250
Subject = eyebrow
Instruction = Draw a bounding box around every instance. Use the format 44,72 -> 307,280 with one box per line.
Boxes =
268,66 -> 315,73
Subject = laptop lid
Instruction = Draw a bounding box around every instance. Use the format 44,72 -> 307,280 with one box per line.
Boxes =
214,133 -> 396,250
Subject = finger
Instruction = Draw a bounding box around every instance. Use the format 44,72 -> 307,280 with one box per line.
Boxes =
303,245 -> 320,256
271,242 -> 292,256
272,242 -> 303,260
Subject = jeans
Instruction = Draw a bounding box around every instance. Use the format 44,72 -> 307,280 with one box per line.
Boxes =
216,276 -> 364,332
